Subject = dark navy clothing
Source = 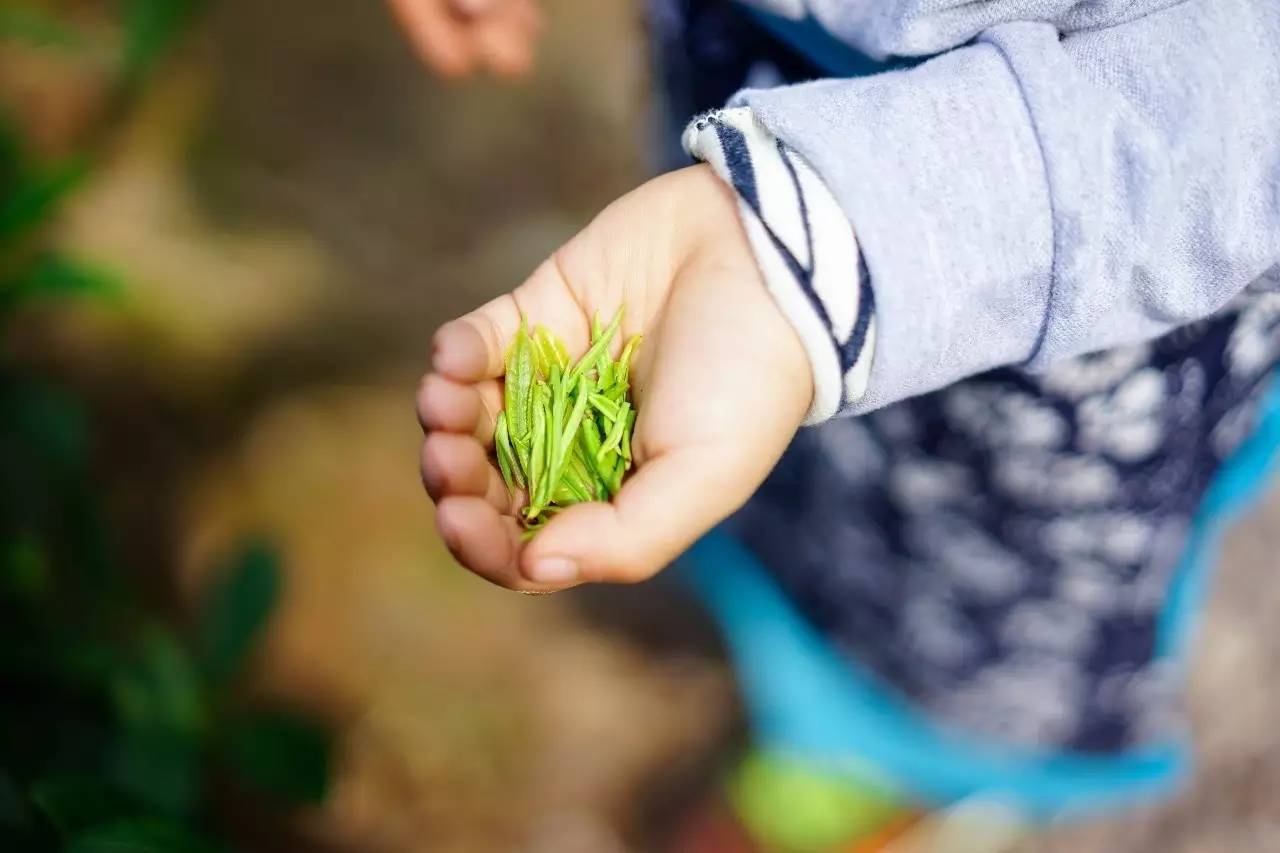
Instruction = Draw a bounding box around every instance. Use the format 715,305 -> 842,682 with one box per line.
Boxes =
651,0 -> 1280,754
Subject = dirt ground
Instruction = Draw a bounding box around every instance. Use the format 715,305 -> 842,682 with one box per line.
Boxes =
46,0 -> 1280,849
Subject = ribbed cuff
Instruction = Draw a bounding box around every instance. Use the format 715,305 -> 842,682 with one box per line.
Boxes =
683,107 -> 876,423
731,40 -> 1054,414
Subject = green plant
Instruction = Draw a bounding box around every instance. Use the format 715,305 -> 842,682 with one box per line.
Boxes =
1,536 -> 333,852
495,309 -> 640,534
1,3 -> 332,851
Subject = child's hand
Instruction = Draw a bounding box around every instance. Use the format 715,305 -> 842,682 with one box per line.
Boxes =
417,165 -> 812,591
387,0 -> 542,79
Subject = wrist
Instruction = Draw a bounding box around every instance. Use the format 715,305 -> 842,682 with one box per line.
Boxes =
681,164 -> 816,423
683,108 -> 875,424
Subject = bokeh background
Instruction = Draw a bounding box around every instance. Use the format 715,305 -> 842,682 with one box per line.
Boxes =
3,2 -> 1279,851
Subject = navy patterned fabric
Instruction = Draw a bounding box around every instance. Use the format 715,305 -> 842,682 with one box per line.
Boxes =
647,0 -> 829,171
731,294 -> 1280,753
651,0 -> 1280,754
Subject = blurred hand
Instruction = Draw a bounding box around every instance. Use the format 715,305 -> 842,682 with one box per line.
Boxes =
387,0 -> 542,79
417,165 -> 812,591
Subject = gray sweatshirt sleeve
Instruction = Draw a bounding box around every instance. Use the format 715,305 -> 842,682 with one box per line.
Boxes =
745,0 -> 1204,59
730,0 -> 1280,415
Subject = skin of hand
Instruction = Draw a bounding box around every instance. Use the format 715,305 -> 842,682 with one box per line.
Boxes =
386,0 -> 543,79
416,164 -> 813,592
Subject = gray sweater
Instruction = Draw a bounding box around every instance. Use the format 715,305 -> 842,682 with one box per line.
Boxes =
686,0 -> 1280,419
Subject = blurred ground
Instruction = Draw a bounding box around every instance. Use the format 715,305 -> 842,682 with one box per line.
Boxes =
32,0 -> 1280,850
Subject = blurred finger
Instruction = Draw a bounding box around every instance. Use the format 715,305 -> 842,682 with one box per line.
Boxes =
510,0 -> 543,35
430,256 -> 596,383
416,373 -> 500,445
518,445 -> 743,587
421,432 -> 514,512
387,0 -> 477,77
475,4 -> 539,78
448,0 -> 496,17
436,496 -> 563,591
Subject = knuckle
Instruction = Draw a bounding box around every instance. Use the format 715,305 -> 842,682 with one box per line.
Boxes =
416,376 -> 438,428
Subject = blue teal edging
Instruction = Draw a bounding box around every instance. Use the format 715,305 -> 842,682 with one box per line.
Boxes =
674,371 -> 1280,820
1158,374 -> 1280,658
741,8 -> 917,79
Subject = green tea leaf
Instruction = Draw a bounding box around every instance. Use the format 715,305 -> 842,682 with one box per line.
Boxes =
587,393 -> 621,424
566,308 -> 623,386
536,386 -> 557,508
496,309 -> 639,529
576,417 -> 613,491
504,323 -> 533,444
568,452 -> 598,501
494,411 -> 520,491
548,331 -> 570,369
550,375 -> 591,490
527,389 -> 547,514
546,365 -> 565,503
560,466 -> 592,502
533,325 -> 567,372
530,328 -> 548,377
512,431 -> 531,480
219,710 -> 331,806
598,402 -> 630,462
617,334 -> 641,386
608,454 -> 625,496
197,540 -> 280,684
621,408 -> 635,465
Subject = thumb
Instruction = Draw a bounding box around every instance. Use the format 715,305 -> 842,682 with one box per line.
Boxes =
518,445 -> 750,586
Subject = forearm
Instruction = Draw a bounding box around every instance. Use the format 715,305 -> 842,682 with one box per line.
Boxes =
697,0 -> 1280,417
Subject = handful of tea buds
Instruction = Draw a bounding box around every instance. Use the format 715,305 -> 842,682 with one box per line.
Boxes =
494,308 -> 641,535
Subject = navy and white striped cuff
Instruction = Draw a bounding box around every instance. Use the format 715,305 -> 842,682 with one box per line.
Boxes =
682,107 -> 875,423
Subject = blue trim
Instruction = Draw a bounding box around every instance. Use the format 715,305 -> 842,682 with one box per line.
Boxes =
740,7 -> 914,79
675,534 -> 1184,820
675,370 -> 1280,820
1159,374 -> 1280,657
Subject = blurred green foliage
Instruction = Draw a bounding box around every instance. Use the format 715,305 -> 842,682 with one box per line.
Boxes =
2,3 -> 332,851
0,4 -> 86,52
120,0 -> 208,85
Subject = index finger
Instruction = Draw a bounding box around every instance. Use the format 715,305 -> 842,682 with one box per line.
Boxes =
387,0 -> 476,77
429,256 -> 593,383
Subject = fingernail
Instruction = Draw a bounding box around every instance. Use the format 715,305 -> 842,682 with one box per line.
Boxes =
429,332 -> 449,372
430,322 -> 473,378
529,557 -> 578,584
452,0 -> 491,15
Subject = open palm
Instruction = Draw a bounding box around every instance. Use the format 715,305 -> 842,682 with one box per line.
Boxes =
417,166 -> 811,591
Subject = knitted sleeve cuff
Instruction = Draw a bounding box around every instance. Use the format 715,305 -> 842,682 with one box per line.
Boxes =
683,107 -> 875,423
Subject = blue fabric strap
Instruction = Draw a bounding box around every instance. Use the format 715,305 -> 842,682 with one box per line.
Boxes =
675,371 -> 1280,820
